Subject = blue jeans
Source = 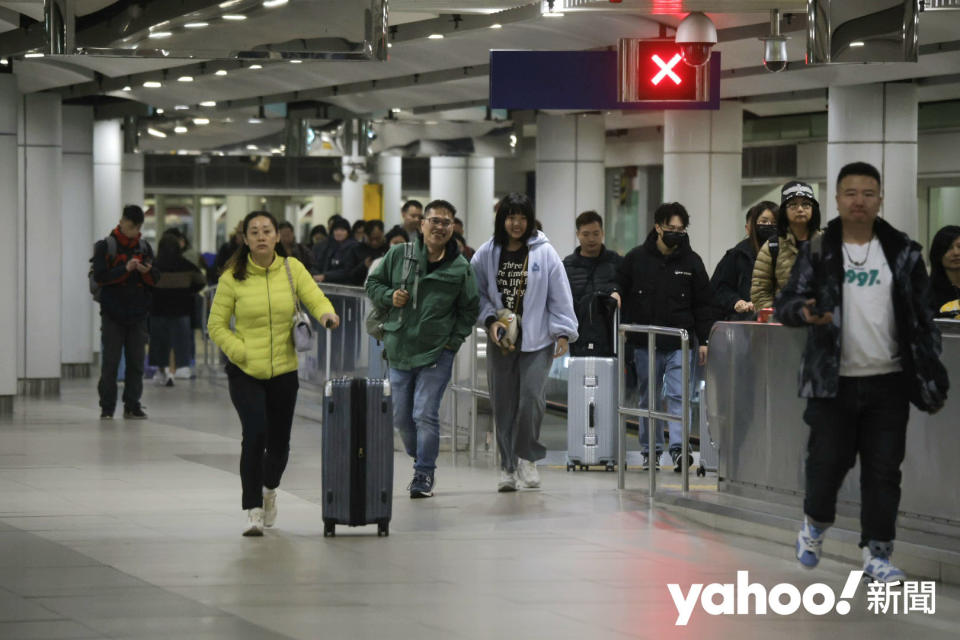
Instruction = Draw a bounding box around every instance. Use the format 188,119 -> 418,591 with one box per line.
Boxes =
389,349 -> 456,474
634,347 -> 692,455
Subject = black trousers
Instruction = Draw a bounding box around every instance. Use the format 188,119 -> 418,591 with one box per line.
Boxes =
98,314 -> 147,414
226,364 -> 300,510
802,372 -> 910,546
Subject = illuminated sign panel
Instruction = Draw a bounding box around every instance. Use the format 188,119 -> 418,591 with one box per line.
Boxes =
619,39 -> 708,103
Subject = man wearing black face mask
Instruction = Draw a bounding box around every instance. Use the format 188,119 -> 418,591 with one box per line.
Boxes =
617,202 -> 716,472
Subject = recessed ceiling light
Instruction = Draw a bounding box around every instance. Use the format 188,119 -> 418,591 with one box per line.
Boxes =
215,69 -> 228,76
248,118 -> 262,124
850,41 -> 865,47
23,52 -> 44,58
0,58 -> 8,66
290,59 -> 302,64
174,126 -> 188,134
147,128 -> 167,138
148,31 -> 173,39
223,14 -> 247,21
387,43 -> 392,48
143,81 -> 162,88
174,105 -> 189,110
193,117 -> 210,125
155,108 -> 165,114
184,22 -> 209,28
428,34 -> 444,40
199,100 -> 217,107
122,86 -> 132,91
178,76 -> 194,82
246,144 -> 258,150
490,23 -> 502,29
249,64 -> 263,70
263,0 -> 288,7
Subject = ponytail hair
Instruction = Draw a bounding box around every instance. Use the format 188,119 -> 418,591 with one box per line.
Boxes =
225,210 -> 288,281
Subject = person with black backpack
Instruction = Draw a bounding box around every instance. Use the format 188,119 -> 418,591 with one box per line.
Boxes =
91,205 -> 159,420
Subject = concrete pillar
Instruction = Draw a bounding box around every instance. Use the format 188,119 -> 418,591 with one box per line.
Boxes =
93,120 -> 122,239
827,83 -> 918,239
154,194 -> 166,239
200,204 -> 217,254
0,76 -> 18,414
663,102 -> 743,272
379,155 -> 402,229
225,195 -> 249,238
466,157 -> 495,249
430,157 -> 467,214
122,152 -> 144,210
341,157 -> 368,222
535,113 -> 605,259
18,93 -> 63,396
61,106 -> 94,378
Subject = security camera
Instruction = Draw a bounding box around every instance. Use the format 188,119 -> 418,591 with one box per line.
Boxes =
761,36 -> 789,72
675,12 -> 717,67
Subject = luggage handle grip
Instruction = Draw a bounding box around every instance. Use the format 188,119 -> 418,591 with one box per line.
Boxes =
588,402 -> 595,429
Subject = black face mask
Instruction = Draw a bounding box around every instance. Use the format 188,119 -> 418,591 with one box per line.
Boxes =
661,231 -> 685,249
755,224 -> 778,245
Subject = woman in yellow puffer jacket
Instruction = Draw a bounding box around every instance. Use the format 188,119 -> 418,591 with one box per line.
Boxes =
208,210 -> 339,537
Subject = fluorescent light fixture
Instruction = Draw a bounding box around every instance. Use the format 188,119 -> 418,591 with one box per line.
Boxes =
219,0 -> 242,7
174,126 -> 188,134
23,52 -> 45,58
174,105 -> 189,110
147,128 -> 167,138
248,118 -> 263,124
390,108 -> 401,113
184,22 -> 209,28
155,108 -> 165,114
193,117 -> 210,125
199,100 -> 217,107
249,64 -> 263,70
490,23 -> 502,29
850,41 -> 865,47
178,76 -> 194,82
122,86 -> 132,92
290,59 -> 302,64
143,81 -> 162,88
428,34 -> 444,39
148,31 -> 173,39
271,148 -> 283,154
263,0 -> 289,7
215,69 -> 228,76
223,14 -> 247,21
0,58 -> 8,66
246,144 -> 259,150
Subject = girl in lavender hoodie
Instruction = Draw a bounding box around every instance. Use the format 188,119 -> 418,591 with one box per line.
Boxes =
471,193 -> 578,492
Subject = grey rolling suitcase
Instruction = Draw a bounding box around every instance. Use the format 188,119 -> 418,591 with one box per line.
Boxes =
566,357 -> 619,471
322,378 -> 393,537
696,379 -> 719,477
368,336 -> 388,379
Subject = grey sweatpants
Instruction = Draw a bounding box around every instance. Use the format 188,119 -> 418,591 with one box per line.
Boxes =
487,340 -> 554,472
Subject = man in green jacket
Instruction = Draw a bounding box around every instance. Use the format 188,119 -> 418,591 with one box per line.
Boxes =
365,199 -> 480,498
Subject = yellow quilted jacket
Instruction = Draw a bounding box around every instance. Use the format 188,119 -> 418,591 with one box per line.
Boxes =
208,254 -> 335,380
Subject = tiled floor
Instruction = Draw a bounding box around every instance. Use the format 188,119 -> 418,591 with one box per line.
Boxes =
0,376 -> 957,639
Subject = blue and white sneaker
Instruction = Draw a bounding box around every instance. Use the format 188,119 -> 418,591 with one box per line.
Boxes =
409,471 -> 435,499
862,545 -> 906,583
796,517 -> 826,569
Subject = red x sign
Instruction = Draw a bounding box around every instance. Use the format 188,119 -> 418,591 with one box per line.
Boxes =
651,53 -> 682,86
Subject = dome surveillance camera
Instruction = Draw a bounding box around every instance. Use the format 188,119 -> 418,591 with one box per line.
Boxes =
675,12 -> 717,67
761,36 -> 789,72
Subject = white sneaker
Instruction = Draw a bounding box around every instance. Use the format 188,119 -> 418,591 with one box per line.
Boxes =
243,508 -> 264,537
263,489 -> 278,527
174,367 -> 193,380
497,470 -> 518,493
517,459 -> 541,488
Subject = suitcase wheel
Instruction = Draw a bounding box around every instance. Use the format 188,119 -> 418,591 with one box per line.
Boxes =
696,464 -> 706,478
323,520 -> 335,537
377,520 -> 389,537
566,463 -> 575,472
605,463 -> 615,472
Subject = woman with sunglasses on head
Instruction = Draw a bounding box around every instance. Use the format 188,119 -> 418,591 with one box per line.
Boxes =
751,181 -> 823,312
471,193 -> 578,493
208,210 -> 340,537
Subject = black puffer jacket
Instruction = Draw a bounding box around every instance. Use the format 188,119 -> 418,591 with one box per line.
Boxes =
315,237 -> 358,275
616,231 -> 716,350
563,246 -> 622,303
563,246 -> 622,356
775,217 -> 949,413
324,242 -> 387,285
711,238 -> 757,320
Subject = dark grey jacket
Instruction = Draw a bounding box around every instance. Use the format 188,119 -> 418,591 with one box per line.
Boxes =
775,217 -> 949,413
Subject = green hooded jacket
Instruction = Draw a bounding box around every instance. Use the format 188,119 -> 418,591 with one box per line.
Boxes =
365,236 -> 480,371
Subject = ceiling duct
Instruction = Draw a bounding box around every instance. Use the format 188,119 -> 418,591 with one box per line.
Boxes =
33,0 -> 387,61
807,0 -> 919,64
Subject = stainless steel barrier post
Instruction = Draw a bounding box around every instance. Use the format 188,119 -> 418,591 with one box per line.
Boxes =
616,324 -> 691,496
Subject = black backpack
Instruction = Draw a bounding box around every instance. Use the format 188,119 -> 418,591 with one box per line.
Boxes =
89,235 -> 147,302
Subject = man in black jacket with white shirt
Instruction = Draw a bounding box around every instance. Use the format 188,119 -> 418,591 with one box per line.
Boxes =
617,202 -> 715,472
777,162 -> 948,583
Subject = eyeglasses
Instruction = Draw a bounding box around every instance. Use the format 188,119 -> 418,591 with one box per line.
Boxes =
786,199 -> 814,211
425,217 -> 452,228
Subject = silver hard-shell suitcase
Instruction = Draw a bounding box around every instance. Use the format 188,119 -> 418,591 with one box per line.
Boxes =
566,357 -> 619,471
695,379 -> 719,476
321,377 -> 393,537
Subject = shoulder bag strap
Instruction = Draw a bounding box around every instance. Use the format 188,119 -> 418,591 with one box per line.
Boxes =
283,258 -> 303,315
